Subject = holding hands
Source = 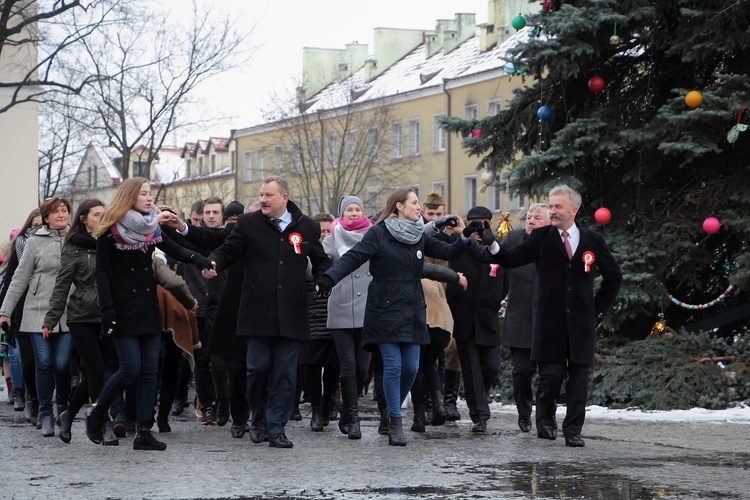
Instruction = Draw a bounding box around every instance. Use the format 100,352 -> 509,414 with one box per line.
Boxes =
315,275 -> 334,298
191,254 -> 217,278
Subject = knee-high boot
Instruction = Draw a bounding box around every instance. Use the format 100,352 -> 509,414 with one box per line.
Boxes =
340,376 -> 361,439
374,372 -> 388,435
443,369 -> 462,421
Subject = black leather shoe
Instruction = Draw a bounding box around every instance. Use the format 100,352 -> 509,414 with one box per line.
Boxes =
249,421 -> 266,444
565,433 -> 585,447
216,403 -> 230,427
112,412 -> 127,438
290,405 -> 302,421
268,433 -> 293,448
471,419 -> 487,433
230,423 -> 246,438
157,419 -> 171,433
518,418 -> 532,433
58,410 -> 73,443
537,420 -> 557,440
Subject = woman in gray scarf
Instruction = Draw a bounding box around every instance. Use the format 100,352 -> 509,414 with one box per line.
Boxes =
317,187 -> 482,446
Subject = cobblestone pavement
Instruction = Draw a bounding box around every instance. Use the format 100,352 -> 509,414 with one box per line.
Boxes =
2,393 -> 749,499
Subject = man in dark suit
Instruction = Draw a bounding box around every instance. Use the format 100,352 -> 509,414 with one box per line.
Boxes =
445,205 -> 505,433
201,176 -> 331,448
500,203 -> 550,434
487,185 -> 622,447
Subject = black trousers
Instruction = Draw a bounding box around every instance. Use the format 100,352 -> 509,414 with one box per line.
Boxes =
194,317 -> 217,409
509,347 -> 537,422
16,336 -> 37,400
410,328 -> 451,405
455,338 -> 501,422
536,360 -> 589,436
211,354 -> 249,425
67,322 -> 118,416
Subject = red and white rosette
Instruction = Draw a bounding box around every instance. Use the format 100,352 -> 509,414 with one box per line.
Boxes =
288,232 -> 303,254
489,263 -> 500,277
582,251 -> 595,273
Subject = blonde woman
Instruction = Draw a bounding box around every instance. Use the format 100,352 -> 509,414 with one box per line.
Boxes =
86,178 -> 211,450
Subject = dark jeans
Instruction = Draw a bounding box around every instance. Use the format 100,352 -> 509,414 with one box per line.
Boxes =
16,337 -> 37,400
29,332 -> 73,416
67,322 -> 118,416
378,342 -> 420,418
96,334 -> 161,422
246,336 -> 299,436
331,328 -> 371,393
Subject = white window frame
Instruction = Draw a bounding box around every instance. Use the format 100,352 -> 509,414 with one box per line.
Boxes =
242,150 -> 252,182
464,175 -> 477,214
487,99 -> 502,117
433,114 -> 446,152
390,122 -> 402,159
344,131 -> 357,167
408,118 -> 420,156
410,184 -> 420,201
511,193 -> 526,211
432,181 -> 445,198
309,138 -> 321,172
489,185 -> 503,212
256,148 -> 265,179
464,104 -> 478,120
327,134 -> 339,169
366,127 -> 379,164
291,142 -> 303,173
273,145 -> 283,175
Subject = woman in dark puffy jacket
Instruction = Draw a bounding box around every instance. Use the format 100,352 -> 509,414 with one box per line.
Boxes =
43,199 -> 119,445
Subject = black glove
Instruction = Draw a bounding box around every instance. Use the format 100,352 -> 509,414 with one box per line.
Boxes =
481,221 -> 496,245
101,306 -> 116,337
462,220 -> 484,238
434,214 -> 458,229
190,253 -> 213,271
315,275 -> 334,298
0,321 -> 14,348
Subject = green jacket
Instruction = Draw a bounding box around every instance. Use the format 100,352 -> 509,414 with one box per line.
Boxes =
44,234 -> 99,328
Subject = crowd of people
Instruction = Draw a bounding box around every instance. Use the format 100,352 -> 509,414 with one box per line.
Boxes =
0,175 -> 621,450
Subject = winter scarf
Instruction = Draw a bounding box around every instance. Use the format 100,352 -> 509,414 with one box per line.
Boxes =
69,231 -> 97,249
111,209 -> 162,252
14,230 -> 32,259
384,216 -> 423,245
331,216 -> 371,255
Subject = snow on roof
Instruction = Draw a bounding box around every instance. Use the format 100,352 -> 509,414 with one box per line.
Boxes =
208,137 -> 230,152
303,28 -> 530,113
90,142 -> 123,181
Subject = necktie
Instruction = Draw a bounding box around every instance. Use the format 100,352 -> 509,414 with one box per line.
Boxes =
271,218 -> 282,232
562,230 -> 573,260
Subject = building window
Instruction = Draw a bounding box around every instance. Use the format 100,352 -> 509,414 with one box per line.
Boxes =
256,149 -> 265,179
198,157 -> 204,175
366,127 -> 379,164
243,150 -> 252,182
327,134 -> 339,169
410,184 -> 420,201
464,104 -> 478,120
309,197 -> 321,215
210,154 -> 216,173
390,122 -> 402,159
87,167 -> 93,188
133,161 -> 149,178
408,118 -> 420,156
490,185 -> 503,212
433,114 -> 446,152
310,138 -> 321,172
464,176 -> 477,214
273,145 -> 283,174
292,142 -> 303,173
432,181 -> 445,197
511,194 -> 526,211
487,99 -> 502,117
344,131 -> 357,167
186,158 -> 192,177
365,184 -> 379,214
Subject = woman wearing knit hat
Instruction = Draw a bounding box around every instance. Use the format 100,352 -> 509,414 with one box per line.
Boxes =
321,195 -> 372,439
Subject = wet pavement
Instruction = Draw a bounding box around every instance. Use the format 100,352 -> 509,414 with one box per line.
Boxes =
2,394 -> 749,499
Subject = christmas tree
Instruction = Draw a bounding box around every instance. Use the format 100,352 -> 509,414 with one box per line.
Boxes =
443,0 -> 750,340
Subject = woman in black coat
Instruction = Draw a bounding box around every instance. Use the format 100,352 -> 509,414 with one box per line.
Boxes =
86,178 -> 210,451
317,187 -> 478,446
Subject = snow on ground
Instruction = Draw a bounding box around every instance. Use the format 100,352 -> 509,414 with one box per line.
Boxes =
487,401 -> 750,424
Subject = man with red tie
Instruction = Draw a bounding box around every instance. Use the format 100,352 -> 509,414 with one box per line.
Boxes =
486,185 -> 622,447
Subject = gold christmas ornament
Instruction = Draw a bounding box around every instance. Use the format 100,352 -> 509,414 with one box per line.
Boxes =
649,313 -> 668,337
496,211 -> 513,241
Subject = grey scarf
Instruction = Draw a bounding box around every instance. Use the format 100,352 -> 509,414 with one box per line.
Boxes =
384,216 -> 423,245
112,209 -> 162,252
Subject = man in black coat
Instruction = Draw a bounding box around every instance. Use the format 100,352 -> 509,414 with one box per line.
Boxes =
445,205 -> 505,433
202,176 -> 331,449
486,185 -> 622,447
500,203 -> 551,434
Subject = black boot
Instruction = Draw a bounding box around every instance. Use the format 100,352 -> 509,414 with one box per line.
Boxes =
443,369 -> 461,421
321,397 -> 332,427
102,420 -> 119,446
13,388 -> 25,412
310,406 -> 324,432
423,391 -> 433,424
85,404 -> 107,444
41,414 -> 55,437
58,410 -> 74,443
340,376 -> 361,440
388,416 -> 406,446
337,402 -> 349,435
374,372 -> 388,435
410,405 -> 426,433
378,408 -> 389,435
133,421 -> 166,450
431,390 -> 447,426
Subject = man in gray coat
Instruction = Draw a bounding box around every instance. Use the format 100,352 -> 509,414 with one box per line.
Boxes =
500,203 -> 550,433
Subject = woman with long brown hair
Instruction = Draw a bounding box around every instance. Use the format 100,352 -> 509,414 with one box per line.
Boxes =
0,198 -> 72,437
85,178 -> 210,451
316,187 -> 481,446
42,199 -> 120,444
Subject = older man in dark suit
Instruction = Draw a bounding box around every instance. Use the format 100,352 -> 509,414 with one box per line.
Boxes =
202,176 -> 331,448
487,185 -> 622,447
500,203 -> 550,434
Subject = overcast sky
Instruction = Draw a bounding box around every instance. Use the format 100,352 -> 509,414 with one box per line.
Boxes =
183,0 -> 496,141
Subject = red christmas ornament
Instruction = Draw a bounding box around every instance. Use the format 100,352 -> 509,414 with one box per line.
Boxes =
702,216 -> 720,234
594,207 -> 612,224
588,75 -> 605,93
542,0 -> 553,11
471,129 -> 483,138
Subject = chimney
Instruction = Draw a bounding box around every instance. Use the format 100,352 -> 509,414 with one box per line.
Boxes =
365,28 -> 425,82
301,42 -> 369,100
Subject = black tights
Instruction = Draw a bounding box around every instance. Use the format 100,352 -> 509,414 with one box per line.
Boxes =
67,322 -> 118,416
16,336 -> 37,400
410,328 -> 451,406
